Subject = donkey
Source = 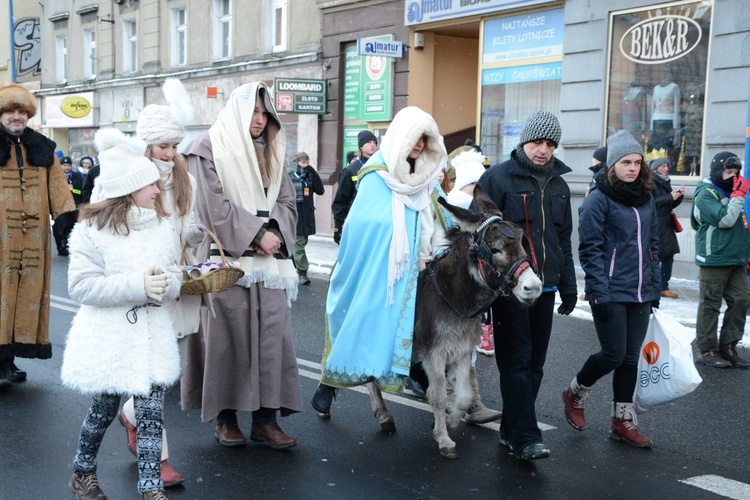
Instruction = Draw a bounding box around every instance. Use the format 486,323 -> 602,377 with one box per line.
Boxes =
366,186 -> 542,459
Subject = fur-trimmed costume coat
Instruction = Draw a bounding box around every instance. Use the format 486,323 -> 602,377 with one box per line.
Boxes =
0,125 -> 76,362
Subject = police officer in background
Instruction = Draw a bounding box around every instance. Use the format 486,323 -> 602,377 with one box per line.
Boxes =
53,156 -> 85,256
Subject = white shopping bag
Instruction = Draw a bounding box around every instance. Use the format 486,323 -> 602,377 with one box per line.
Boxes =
633,308 -> 702,414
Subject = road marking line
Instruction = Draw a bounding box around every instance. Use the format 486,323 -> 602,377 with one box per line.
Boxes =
52,303 -> 80,313
679,475 -> 750,499
51,294 -> 79,305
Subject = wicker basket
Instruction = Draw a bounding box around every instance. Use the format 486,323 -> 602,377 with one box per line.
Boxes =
181,228 -> 244,295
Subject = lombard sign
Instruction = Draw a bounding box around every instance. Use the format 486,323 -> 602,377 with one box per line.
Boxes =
405,0 -> 551,27
274,78 -> 327,114
357,37 -> 404,58
620,15 -> 702,65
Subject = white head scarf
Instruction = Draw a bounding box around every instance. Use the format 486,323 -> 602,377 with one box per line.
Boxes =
376,107 -> 447,303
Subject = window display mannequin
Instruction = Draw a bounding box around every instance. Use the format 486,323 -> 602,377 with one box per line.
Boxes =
651,73 -> 681,151
683,80 -> 705,176
622,83 -> 648,143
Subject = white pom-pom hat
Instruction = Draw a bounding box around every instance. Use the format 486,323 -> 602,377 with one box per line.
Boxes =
95,128 -> 159,199
451,149 -> 486,191
136,78 -> 194,145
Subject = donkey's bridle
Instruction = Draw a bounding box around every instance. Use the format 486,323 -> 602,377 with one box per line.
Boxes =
427,215 -> 532,319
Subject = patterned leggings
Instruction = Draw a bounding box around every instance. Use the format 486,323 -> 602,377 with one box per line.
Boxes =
73,385 -> 165,493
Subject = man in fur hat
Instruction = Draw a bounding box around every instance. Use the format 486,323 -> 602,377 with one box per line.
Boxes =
0,83 -> 76,388
180,82 -> 302,449
477,111 -> 577,460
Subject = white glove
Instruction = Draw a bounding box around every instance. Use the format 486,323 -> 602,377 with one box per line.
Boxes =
144,266 -> 171,302
185,220 -> 206,247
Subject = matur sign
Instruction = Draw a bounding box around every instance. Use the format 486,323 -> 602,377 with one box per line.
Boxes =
620,15 -> 702,64
274,78 -> 327,114
357,37 -> 405,58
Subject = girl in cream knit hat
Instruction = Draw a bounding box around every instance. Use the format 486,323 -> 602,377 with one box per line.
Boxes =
117,78 -> 204,489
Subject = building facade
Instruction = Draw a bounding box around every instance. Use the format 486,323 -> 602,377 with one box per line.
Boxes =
15,0 -> 322,199
4,0 -> 749,254
318,0 -> 749,259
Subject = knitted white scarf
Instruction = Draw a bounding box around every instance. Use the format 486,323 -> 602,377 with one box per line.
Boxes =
375,107 -> 447,304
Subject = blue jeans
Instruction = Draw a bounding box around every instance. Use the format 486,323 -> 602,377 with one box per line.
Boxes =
577,302 -> 650,402
491,291 -> 555,451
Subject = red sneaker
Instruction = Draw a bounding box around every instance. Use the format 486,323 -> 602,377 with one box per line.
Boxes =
476,325 -> 495,355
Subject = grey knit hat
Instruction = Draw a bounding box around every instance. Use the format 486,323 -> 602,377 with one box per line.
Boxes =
519,111 -> 562,147
650,158 -> 668,171
606,130 -> 643,166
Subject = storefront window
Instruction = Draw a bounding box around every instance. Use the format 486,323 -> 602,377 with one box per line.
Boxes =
607,1 -> 711,176
479,8 -> 564,164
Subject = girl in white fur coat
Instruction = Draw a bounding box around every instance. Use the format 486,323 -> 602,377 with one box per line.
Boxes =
62,129 -> 182,500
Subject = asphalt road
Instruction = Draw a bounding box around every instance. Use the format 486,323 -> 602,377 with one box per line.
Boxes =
1,254 -> 750,499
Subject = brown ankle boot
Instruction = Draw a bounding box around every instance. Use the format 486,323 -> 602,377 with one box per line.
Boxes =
138,489 -> 168,500
609,402 -> 652,448
69,472 -> 106,500
719,342 -> 750,369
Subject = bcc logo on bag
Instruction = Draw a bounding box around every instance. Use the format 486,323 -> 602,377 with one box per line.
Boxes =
639,341 -> 670,387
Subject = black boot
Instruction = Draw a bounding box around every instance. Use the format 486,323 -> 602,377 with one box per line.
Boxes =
298,271 -> 311,286
311,384 -> 337,418
0,362 -> 12,389
9,362 -> 26,382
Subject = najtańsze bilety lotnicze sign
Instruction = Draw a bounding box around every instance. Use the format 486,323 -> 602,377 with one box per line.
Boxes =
619,15 -> 702,65
274,78 -> 327,114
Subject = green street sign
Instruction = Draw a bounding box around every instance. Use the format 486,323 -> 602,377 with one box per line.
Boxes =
343,35 -> 393,122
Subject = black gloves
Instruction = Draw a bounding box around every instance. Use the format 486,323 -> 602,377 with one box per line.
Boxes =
333,227 -> 342,245
651,298 -> 660,309
590,301 -> 612,322
557,293 -> 577,315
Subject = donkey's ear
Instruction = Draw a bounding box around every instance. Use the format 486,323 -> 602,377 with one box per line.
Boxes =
438,196 -> 481,225
472,185 -> 502,216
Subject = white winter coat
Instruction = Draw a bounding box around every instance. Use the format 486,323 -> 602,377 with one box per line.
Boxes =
61,209 -> 183,396
161,170 -> 203,337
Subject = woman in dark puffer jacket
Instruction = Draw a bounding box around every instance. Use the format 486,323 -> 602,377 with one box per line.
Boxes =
562,130 -> 661,449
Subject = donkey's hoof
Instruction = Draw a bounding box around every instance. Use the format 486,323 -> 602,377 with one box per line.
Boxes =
440,446 -> 458,459
379,416 -> 396,433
